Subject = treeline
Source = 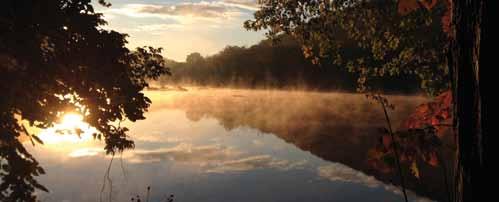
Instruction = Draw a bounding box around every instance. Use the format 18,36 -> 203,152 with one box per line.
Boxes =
158,35 -> 422,94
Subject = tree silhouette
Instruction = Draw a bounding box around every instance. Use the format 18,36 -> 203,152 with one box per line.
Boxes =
0,0 -> 169,200
160,35 -> 423,94
245,0 -> 490,201
245,0 -> 449,96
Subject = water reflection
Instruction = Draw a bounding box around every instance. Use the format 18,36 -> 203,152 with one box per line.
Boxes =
37,113 -> 97,144
28,88 -> 439,202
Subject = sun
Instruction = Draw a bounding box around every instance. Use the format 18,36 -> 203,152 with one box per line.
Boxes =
60,113 -> 85,129
38,113 -> 97,144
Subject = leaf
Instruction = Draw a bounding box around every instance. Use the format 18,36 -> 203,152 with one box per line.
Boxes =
22,125 -> 44,146
383,155 -> 396,167
75,128 -> 83,137
428,152 -> 439,167
382,135 -> 392,148
410,161 -> 420,179
401,90 -> 452,130
31,135 -> 44,145
398,0 -> 420,15
398,0 -> 438,15
368,148 -> 384,160
420,0 -> 438,10
33,181 -> 49,192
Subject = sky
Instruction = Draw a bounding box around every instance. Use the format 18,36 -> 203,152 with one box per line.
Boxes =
95,0 -> 265,61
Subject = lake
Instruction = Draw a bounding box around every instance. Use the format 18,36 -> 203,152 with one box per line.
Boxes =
28,88 -> 449,202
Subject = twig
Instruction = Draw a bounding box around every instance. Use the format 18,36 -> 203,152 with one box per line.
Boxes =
120,152 -> 128,181
433,123 -> 454,127
146,186 -> 151,202
100,155 -> 115,202
378,98 -> 409,202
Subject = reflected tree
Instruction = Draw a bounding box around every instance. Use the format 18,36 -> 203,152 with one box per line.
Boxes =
246,0 -> 490,201
0,0 -> 169,200
244,0 -> 454,201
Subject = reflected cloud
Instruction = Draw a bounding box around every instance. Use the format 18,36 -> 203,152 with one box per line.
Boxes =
318,163 -> 380,188
68,148 -> 103,158
27,90 -> 441,201
251,139 -> 264,146
128,143 -> 307,173
129,143 -> 240,164
141,89 -> 447,201
206,155 -> 306,173
318,164 -> 434,202
133,131 -> 187,143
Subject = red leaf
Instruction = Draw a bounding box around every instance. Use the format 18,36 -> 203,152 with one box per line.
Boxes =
382,135 -> 392,148
420,0 -> 438,10
398,0 -> 420,15
428,152 -> 439,167
401,90 -> 452,130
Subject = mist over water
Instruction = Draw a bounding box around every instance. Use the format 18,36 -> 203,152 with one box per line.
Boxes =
29,88 -> 446,202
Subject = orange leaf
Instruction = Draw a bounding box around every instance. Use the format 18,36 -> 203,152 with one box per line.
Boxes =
368,148 -> 384,160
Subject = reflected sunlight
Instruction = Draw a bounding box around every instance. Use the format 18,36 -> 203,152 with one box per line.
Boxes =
38,113 -> 98,144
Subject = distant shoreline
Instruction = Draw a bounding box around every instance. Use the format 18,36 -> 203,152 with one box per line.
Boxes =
145,84 -> 428,97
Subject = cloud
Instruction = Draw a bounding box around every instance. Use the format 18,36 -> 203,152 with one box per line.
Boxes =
318,164 -> 434,202
107,1 -> 257,21
137,3 -> 231,19
220,0 -> 259,11
96,1 -> 265,61
135,24 -> 186,33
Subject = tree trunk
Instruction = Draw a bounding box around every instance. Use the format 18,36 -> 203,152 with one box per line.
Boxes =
450,0 -> 490,201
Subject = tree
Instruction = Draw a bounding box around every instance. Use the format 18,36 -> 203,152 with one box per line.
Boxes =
162,35 -> 422,93
185,52 -> 205,65
0,0 -> 169,200
448,0 -> 489,201
245,0 -> 449,95
245,0 -> 489,201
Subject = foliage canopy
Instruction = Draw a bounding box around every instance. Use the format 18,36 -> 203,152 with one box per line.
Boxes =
0,0 -> 168,200
245,0 -> 449,95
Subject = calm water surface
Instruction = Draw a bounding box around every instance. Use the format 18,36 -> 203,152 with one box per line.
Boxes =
28,88 -> 441,202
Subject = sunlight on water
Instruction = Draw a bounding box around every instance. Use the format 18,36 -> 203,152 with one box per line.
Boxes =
38,113 -> 97,144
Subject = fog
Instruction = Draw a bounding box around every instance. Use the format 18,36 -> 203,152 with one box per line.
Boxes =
29,87 -> 450,202
142,87 -> 448,201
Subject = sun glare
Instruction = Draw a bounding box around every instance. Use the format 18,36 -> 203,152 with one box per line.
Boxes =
60,113 -> 84,129
38,113 -> 97,144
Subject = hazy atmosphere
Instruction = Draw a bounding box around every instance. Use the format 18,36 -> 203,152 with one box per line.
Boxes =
96,0 -> 265,61
1,0 -> 488,202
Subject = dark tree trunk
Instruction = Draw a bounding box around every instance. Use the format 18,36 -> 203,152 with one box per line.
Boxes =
450,0 -> 490,201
